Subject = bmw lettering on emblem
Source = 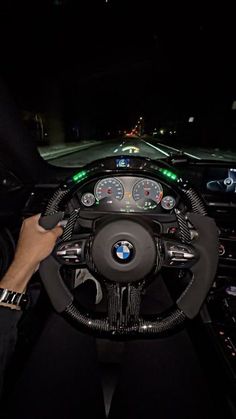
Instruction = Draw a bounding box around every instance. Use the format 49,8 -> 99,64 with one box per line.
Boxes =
113,241 -> 134,263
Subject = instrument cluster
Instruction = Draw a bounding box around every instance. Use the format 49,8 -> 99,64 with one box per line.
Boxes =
77,176 -> 178,213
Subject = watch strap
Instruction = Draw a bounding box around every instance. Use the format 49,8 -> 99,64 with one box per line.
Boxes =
0,288 -> 29,309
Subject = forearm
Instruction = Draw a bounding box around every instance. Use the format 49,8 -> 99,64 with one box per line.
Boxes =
0,214 -> 62,398
0,259 -> 35,294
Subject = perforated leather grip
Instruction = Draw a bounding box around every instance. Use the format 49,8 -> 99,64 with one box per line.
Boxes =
177,213 -> 219,319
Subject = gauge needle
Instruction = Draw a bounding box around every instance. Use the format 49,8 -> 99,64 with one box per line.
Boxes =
101,188 -> 112,193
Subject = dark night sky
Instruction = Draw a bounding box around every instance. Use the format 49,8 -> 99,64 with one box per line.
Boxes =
0,1 -> 235,137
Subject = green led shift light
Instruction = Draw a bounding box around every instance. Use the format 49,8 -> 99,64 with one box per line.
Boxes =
158,168 -> 178,181
72,170 -> 87,183
72,168 -> 178,183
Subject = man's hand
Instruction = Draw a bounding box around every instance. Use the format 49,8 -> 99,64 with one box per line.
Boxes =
0,214 -> 63,293
15,214 -> 63,270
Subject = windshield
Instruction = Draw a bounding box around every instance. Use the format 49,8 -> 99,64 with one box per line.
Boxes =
0,3 -> 235,167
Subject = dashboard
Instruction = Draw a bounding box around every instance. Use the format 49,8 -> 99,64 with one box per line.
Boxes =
74,176 -> 178,214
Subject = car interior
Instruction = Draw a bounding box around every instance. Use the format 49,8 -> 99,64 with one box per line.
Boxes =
0,2 -> 235,418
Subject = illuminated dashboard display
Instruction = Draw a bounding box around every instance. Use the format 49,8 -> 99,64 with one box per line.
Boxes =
206,168 -> 236,193
132,179 -> 163,210
95,178 -> 124,201
77,176 -> 177,213
116,158 -> 130,168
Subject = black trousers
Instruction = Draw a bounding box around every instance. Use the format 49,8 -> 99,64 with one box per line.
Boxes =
2,280 -> 220,419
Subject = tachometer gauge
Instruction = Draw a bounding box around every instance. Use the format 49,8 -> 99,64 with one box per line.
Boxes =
161,195 -> 176,210
81,192 -> 96,207
95,178 -> 124,201
133,179 -> 163,210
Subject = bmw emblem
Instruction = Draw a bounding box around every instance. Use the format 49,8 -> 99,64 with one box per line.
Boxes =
112,240 -> 134,263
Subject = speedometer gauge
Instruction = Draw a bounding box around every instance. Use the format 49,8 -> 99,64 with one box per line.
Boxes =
95,178 -> 124,201
133,179 -> 163,210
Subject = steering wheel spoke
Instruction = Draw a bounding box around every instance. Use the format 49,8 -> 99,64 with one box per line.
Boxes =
106,282 -> 143,329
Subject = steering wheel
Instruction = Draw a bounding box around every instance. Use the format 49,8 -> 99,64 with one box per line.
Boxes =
39,157 -> 219,337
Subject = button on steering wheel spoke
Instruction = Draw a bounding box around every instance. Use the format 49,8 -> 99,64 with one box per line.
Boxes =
162,238 -> 197,269
54,236 -> 89,266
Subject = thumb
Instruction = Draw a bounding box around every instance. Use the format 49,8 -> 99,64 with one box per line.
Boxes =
52,225 -> 63,238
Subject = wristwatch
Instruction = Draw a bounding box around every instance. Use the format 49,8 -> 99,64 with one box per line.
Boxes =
0,288 -> 29,310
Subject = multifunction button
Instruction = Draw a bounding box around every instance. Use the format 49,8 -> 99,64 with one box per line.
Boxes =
55,240 -> 87,265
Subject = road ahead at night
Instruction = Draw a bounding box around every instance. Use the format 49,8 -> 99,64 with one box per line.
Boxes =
49,137 -> 236,167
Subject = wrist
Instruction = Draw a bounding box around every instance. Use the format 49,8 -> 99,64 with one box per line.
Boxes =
0,258 -> 36,293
